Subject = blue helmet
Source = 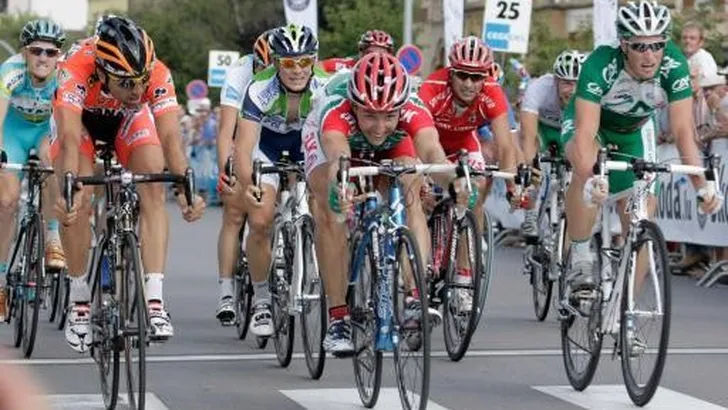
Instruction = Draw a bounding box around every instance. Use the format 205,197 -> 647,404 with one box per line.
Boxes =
20,19 -> 66,48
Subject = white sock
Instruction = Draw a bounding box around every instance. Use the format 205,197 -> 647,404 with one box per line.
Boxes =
571,240 -> 593,264
69,274 -> 90,303
219,278 -> 234,300
145,273 -> 164,303
46,229 -> 61,244
253,280 -> 269,305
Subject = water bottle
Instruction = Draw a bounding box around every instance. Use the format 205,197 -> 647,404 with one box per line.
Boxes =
101,254 -> 111,291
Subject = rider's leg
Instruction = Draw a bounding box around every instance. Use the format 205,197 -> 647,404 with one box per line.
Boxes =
564,139 -> 601,289
0,170 -> 21,322
216,189 -> 245,323
38,138 -> 65,271
244,176 -> 276,337
617,196 -> 658,293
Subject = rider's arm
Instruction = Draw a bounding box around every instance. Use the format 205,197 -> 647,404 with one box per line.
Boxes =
490,113 -> 519,174
233,117 -> 260,187
0,97 -> 8,149
412,126 -> 454,187
218,62 -> 250,170
520,111 -> 539,163
567,97 -> 601,179
670,98 -> 707,188
56,106 -> 83,179
217,106 -> 238,170
321,129 -> 351,183
155,110 -> 189,175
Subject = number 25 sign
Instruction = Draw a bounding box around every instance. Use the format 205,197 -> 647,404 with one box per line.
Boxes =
482,0 -> 533,55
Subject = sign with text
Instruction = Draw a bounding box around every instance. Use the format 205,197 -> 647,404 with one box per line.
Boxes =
482,0 -> 533,54
207,50 -> 240,88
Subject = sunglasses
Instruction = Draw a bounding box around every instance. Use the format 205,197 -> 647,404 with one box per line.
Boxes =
108,72 -> 152,90
277,56 -> 316,69
26,46 -> 61,58
626,41 -> 666,53
453,70 -> 487,82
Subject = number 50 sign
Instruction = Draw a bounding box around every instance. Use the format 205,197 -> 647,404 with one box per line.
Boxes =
482,0 -> 533,54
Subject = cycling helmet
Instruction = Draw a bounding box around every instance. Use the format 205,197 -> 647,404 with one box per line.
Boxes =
348,53 -> 410,112
448,36 -> 493,74
95,17 -> 155,78
92,14 -> 118,37
20,19 -> 66,48
617,1 -> 672,39
553,50 -> 586,81
268,24 -> 318,58
485,62 -> 504,83
253,30 -> 272,68
358,30 -> 395,53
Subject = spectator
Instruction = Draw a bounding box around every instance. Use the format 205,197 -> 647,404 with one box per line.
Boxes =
681,22 -> 718,86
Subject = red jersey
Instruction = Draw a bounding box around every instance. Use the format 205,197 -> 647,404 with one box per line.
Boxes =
418,68 -> 508,136
320,57 -> 357,74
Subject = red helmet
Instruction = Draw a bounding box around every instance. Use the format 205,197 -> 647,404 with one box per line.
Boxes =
358,30 -> 394,53
448,36 -> 493,74
348,53 -> 410,112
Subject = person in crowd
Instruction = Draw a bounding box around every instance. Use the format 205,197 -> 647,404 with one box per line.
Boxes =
681,21 -> 718,84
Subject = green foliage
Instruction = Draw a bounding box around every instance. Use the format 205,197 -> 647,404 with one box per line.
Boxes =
0,13 -> 39,61
522,19 -> 593,78
318,0 -> 403,59
670,4 -> 727,66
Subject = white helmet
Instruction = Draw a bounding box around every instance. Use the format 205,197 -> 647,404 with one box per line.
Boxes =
553,50 -> 586,81
617,1 -> 672,39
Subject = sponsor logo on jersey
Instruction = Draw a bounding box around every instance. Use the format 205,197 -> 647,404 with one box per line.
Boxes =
255,80 -> 279,109
671,76 -> 690,93
586,82 -> 604,96
660,55 -> 682,78
602,59 -> 619,85
123,128 -> 150,145
400,108 -> 418,124
61,91 -> 82,106
561,119 -> 574,136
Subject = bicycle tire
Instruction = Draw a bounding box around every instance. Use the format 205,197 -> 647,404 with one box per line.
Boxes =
443,209 -> 482,362
299,215 -> 326,380
49,271 -> 60,322
91,237 -> 120,410
234,258 -> 254,340
21,213 -> 43,358
57,269 -> 70,330
350,230 -> 382,408
392,226 -> 430,410
531,212 -> 559,322
620,221 -> 671,407
8,223 -> 28,347
559,234 -> 603,392
271,223 -> 295,368
121,233 -> 146,410
475,207 -> 494,328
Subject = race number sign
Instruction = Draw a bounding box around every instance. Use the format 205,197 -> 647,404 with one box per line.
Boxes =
482,0 -> 533,54
207,50 -> 240,88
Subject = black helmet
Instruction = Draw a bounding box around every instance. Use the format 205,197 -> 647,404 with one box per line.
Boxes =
268,24 -> 318,58
95,17 -> 155,77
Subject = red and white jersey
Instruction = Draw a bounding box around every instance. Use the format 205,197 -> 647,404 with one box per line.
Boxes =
320,57 -> 357,74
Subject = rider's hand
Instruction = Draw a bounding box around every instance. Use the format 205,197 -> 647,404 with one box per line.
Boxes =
217,173 -> 238,197
420,182 -> 438,214
328,180 -> 356,218
697,183 -> 724,215
449,177 -> 477,209
583,176 -> 608,206
506,183 -> 527,210
176,192 -> 205,222
530,166 -> 542,187
244,184 -> 264,208
54,182 -> 84,226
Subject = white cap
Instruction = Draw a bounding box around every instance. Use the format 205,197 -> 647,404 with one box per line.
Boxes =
700,73 -> 726,88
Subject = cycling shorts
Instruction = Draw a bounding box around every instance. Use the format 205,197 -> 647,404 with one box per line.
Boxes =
2,109 -> 50,165
439,130 -> 486,171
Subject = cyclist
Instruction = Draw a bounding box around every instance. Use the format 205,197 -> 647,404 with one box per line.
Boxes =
520,50 -> 586,237
233,24 -> 327,338
0,19 -> 66,321
304,53 -> 470,354
562,0 -> 723,292
51,16 -> 205,352
320,30 -> 395,73
477,62 -> 520,161
215,29 -> 272,325
418,37 -> 522,308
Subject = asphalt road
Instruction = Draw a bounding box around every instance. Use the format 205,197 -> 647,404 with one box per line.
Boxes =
1,205 -> 727,410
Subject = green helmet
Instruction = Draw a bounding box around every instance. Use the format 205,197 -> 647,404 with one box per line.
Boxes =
268,24 -> 318,58
616,1 -> 672,39
20,19 -> 66,48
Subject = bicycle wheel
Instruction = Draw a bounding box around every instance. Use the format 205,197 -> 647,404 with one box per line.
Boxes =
350,230 -> 382,408
559,234 -> 603,391
121,233 -> 146,410
299,215 -> 326,379
475,207 -> 494,328
234,255 -> 253,340
270,223 -> 295,368
7,222 -> 27,347
620,221 -> 671,407
49,270 -> 60,322
531,210 -> 556,322
91,238 -> 120,410
57,269 -> 70,330
443,209 -> 482,362
21,214 -> 43,358
392,226 -> 430,410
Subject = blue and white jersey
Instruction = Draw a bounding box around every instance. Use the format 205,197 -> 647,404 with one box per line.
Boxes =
0,54 -> 57,124
220,54 -> 255,110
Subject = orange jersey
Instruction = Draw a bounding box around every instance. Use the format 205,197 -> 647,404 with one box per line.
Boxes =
54,38 -> 178,117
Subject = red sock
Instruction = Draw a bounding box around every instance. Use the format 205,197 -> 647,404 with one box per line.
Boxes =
457,268 -> 472,277
329,305 -> 349,322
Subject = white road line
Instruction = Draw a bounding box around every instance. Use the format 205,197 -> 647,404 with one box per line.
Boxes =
45,393 -> 170,410
533,385 -> 727,410
6,347 -> 728,366
281,388 -> 450,410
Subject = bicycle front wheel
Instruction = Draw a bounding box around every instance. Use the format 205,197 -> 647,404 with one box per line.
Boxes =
620,221 -> 671,407
443,209 -> 482,362
234,254 -> 253,341
392,227 -> 430,410
475,207 -> 494,328
121,233 -> 146,410
270,223 -> 295,368
21,214 -> 43,358
299,216 -> 326,379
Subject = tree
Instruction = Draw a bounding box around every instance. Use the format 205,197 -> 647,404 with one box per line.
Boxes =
318,0 -> 403,59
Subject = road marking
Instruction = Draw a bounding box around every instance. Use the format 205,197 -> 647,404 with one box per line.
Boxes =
533,385 -> 728,410
5,347 -> 728,366
46,393 -> 170,410
281,388 -> 450,410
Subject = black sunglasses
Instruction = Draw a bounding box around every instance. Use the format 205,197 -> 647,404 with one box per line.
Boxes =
453,70 -> 486,82
26,46 -> 61,58
626,41 -> 666,53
